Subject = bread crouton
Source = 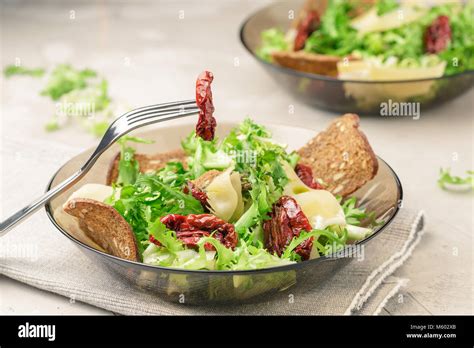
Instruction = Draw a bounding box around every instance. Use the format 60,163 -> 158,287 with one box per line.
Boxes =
271,50 -> 357,77
297,114 -> 378,196
63,198 -> 140,261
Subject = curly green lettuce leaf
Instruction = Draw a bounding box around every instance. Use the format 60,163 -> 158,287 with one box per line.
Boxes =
304,0 -> 359,56
435,4 -> 474,75
282,228 -> 348,260
303,2 -> 473,74
116,136 -> 154,186
142,244 -> 216,270
438,167 -> 474,191
111,174 -> 204,253
156,162 -> 191,189
221,119 -> 299,242
341,196 -> 368,225
148,219 -> 184,253
58,79 -> 111,113
340,196 -> 381,228
40,64 -> 97,100
231,241 -> 294,270
184,134 -> 233,178
198,237 -> 235,270
257,28 -> 289,62
376,0 -> 398,16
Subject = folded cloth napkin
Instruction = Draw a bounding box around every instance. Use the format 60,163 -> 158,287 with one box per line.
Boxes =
0,135 -> 425,315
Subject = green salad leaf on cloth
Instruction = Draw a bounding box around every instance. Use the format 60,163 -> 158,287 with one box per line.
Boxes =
438,168 -> 474,192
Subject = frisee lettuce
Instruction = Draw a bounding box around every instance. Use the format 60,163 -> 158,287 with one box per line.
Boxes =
108,171 -> 203,253
438,168 -> 474,191
257,28 -> 289,61
260,2 -> 474,74
4,62 -> 117,136
376,0 -> 398,16
110,119 -> 378,269
116,136 -> 154,186
3,65 -> 45,78
40,64 -> 97,100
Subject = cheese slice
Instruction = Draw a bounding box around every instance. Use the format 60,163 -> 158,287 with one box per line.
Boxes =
63,183 -> 120,208
351,6 -> 427,35
282,162 -> 346,230
206,168 -> 244,222
337,59 -> 446,81
229,172 -> 244,221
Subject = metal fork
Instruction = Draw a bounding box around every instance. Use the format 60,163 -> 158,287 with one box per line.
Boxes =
0,100 -> 199,236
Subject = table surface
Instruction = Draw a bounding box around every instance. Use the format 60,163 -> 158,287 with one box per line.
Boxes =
0,0 -> 473,315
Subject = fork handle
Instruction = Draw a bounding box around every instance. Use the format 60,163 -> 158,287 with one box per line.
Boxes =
0,170 -> 83,236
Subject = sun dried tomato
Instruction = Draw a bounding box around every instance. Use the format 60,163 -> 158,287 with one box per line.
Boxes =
183,181 -> 210,210
160,213 -> 238,250
295,163 -> 323,189
263,196 -> 313,260
424,15 -> 451,54
149,227 -> 213,250
294,10 -> 320,51
149,234 -> 161,246
195,71 -> 217,141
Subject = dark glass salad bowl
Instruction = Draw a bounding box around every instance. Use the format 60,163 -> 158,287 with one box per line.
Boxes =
46,123 -> 402,305
239,0 -> 474,115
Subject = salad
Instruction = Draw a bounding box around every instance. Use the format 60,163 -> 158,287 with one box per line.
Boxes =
62,71 -> 381,271
257,0 -> 474,80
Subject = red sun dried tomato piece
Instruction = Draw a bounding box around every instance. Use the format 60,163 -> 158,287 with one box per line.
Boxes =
160,213 -> 238,251
183,181 -> 210,210
295,163 -> 323,189
263,196 -> 313,260
195,71 -> 217,141
424,15 -> 452,54
294,10 -> 320,51
149,234 -> 161,246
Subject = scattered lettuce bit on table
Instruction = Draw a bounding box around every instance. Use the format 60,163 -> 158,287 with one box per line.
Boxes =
3,62 -> 116,136
438,168 -> 474,191
3,65 -> 45,78
40,64 -> 97,100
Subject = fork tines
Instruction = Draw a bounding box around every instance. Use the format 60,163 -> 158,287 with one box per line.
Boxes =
126,100 -> 199,126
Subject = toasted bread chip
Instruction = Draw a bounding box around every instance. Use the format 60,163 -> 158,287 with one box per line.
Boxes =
297,114 -> 378,197
271,51 -> 357,77
106,148 -> 187,185
192,170 -> 222,190
63,198 -> 139,261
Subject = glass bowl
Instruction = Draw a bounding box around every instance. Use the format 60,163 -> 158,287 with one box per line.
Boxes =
239,0 -> 474,115
45,122 -> 402,304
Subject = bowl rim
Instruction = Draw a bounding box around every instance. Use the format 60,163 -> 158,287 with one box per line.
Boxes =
44,131 -> 403,276
238,1 -> 474,84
